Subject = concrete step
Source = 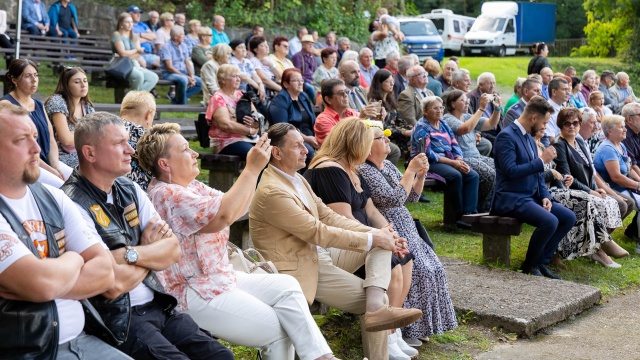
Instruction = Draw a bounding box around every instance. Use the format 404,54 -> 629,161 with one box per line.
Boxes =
441,257 -> 601,337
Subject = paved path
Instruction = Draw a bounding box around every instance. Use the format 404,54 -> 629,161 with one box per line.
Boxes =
475,289 -> 640,359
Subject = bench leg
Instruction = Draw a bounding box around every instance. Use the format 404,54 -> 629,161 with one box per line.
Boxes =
114,87 -> 127,104
208,171 -> 236,192
442,190 -> 457,225
483,234 -> 511,267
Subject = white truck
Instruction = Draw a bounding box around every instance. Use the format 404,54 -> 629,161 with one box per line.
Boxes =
420,9 -> 475,55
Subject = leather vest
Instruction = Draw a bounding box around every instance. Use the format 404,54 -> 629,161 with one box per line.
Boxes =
61,170 -> 176,345
0,183 -> 114,359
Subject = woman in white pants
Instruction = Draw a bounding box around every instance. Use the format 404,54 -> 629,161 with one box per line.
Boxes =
138,123 -> 338,360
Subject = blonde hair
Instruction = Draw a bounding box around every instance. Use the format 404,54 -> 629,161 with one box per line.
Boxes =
120,91 -> 155,119
588,90 -> 604,106
216,64 -> 239,86
197,26 -> 212,40
160,12 -> 173,26
212,43 -> 232,63
424,59 -> 440,77
188,19 -> 201,33
310,117 -> 374,172
137,123 -> 182,177
601,115 -> 625,138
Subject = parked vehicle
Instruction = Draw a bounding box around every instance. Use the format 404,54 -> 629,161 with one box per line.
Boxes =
398,17 -> 445,62
420,9 -> 475,55
462,1 -> 556,57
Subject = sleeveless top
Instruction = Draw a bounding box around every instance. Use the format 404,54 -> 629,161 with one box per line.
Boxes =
2,93 -> 51,163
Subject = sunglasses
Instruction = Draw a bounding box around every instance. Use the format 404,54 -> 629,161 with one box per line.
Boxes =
562,121 -> 580,128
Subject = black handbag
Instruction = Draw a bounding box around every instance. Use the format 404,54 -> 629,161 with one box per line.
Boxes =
105,57 -> 135,82
236,90 -> 256,124
413,218 -> 434,250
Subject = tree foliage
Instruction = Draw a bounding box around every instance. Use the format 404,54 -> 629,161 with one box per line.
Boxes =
574,0 -> 637,59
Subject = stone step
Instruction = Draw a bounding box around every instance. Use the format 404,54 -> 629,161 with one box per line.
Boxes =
441,257 -> 601,337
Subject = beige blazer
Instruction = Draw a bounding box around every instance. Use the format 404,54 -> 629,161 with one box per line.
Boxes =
249,166 -> 371,304
398,86 -> 434,126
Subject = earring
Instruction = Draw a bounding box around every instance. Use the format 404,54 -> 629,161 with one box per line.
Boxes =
167,167 -> 172,184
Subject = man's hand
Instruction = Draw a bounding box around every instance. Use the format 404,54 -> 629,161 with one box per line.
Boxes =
540,145 -> 557,164
542,198 -> 552,211
393,236 -> 409,256
140,215 -> 173,245
187,75 -> 196,87
57,29 -> 63,37
245,134 -> 271,173
371,225 -> 396,251
360,103 -> 378,119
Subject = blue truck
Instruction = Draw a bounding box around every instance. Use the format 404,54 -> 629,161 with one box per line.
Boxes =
461,1 -> 556,57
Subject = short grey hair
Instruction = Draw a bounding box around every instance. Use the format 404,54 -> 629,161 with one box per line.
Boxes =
616,72 -> 629,82
386,51 -> 400,61
75,112 -> 125,160
337,37 -> 350,46
340,50 -> 359,63
406,65 -> 423,78
170,25 -> 185,37
513,77 -> 527,93
148,10 -> 159,17
622,102 -> 640,119
452,68 -> 470,83
601,115 -> 625,138
359,47 -> 373,57
421,95 -> 443,112
582,69 -> 596,81
477,72 -> 495,85
409,54 -> 420,65
581,107 -> 597,124
398,56 -> 413,74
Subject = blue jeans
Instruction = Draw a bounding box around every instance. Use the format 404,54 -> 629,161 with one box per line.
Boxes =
219,140 -> 255,160
48,27 -> 77,44
510,200 -> 575,267
23,23 -> 47,36
57,332 -> 130,360
303,82 -> 316,104
430,161 -> 479,217
162,71 -> 202,105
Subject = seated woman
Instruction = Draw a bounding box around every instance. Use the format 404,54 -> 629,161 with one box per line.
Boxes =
111,12 -> 159,92
138,125 -> 339,360
313,48 -> 339,93
303,118 -> 418,359
443,90 -> 498,212
269,36 -> 293,78
228,39 -> 265,100
183,19 -> 201,53
411,96 -> 479,226
1,58 -> 72,187
205,64 -> 260,159
360,124 -> 458,347
249,35 -> 282,96
424,59 -> 442,97
569,77 -> 587,109
201,43 -> 231,105
191,27 -> 213,77
45,66 -> 95,169
269,69 -> 317,165
594,115 -> 640,253
369,69 -> 411,159
533,119 -> 623,268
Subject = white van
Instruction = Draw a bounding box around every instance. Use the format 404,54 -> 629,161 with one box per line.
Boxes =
420,9 -> 475,55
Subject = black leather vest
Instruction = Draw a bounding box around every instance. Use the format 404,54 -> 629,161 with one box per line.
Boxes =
0,183 -> 114,359
61,170 -> 177,344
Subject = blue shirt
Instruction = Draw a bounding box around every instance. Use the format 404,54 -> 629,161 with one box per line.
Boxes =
160,41 -> 190,74
132,21 -> 152,53
541,84 -> 550,100
594,140 -> 630,192
211,29 -> 229,46
359,64 -> 380,86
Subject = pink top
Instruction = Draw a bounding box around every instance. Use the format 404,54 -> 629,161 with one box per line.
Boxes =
147,178 -> 236,311
205,90 -> 245,153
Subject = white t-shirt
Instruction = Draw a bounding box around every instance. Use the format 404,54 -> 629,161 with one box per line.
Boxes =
0,184 -> 100,344
76,181 -> 159,307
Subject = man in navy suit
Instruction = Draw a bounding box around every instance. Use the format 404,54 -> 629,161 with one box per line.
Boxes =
492,96 -> 576,279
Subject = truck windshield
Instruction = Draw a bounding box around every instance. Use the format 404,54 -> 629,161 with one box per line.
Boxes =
470,17 -> 506,32
400,21 -> 439,36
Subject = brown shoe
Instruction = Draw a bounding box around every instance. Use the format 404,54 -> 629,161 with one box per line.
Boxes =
363,306 -> 423,332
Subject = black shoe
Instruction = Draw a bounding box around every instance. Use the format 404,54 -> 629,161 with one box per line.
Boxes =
150,88 -> 160,98
521,264 -> 543,277
419,194 -> 431,203
538,264 -> 561,280
456,220 -> 471,230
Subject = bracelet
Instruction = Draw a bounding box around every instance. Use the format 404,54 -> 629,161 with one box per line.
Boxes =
494,106 -> 503,112
417,175 -> 426,180
477,108 -> 485,113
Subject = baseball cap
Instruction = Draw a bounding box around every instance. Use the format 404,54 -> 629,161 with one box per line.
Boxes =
601,70 -> 616,80
127,5 -> 143,13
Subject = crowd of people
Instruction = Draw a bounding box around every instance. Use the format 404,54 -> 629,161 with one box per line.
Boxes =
4,3 -> 640,360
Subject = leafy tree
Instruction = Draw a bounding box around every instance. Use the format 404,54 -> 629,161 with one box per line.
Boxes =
575,0 -> 635,58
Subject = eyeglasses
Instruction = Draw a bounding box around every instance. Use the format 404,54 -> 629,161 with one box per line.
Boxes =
428,106 -> 445,111
411,72 -> 427,78
289,79 -> 305,84
333,91 -> 348,97
563,121 -> 580,128
459,98 -> 470,104
630,113 -> 640,117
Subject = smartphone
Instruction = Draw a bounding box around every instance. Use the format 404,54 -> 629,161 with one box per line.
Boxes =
418,136 -> 426,154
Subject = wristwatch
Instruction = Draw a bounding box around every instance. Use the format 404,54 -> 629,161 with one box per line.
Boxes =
124,246 -> 139,265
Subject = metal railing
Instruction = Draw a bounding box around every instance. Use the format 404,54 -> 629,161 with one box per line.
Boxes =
551,38 -> 588,57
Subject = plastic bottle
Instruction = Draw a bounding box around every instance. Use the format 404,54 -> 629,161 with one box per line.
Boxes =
168,85 -> 176,99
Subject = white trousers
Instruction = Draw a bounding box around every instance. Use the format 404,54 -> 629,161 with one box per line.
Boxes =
184,272 -> 331,360
38,162 -> 73,188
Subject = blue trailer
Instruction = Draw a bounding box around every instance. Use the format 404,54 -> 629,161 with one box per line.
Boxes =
461,1 -> 556,57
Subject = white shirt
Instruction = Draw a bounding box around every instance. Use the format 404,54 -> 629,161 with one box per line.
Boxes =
514,120 -> 543,167
0,185 -> 100,344
271,165 -> 373,250
76,181 -> 159,307
545,99 -> 563,138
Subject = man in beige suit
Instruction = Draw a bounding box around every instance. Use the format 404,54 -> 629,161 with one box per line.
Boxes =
398,65 -> 435,126
250,123 -> 422,360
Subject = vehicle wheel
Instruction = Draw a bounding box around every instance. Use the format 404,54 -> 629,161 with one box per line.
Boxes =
460,47 -> 467,57
498,46 -> 506,57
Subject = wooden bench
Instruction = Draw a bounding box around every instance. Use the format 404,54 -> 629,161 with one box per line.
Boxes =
423,178 -> 456,226
93,103 -> 205,120
105,76 -> 170,104
462,213 -> 523,266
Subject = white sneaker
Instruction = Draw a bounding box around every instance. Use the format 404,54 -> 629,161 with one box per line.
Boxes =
388,333 -> 411,360
635,243 -> 640,255
395,329 -> 419,357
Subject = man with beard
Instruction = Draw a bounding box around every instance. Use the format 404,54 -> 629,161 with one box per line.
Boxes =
0,104 -> 127,359
492,96 -> 575,279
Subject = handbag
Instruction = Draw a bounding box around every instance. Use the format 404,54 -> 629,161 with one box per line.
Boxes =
105,57 -> 135,82
227,242 -> 278,274
413,218 -> 434,250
